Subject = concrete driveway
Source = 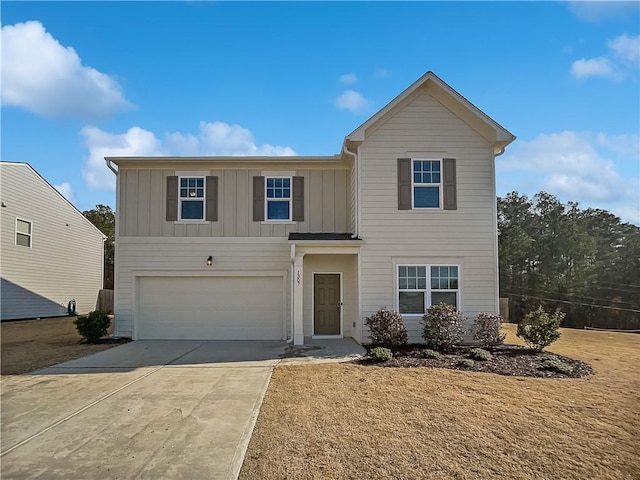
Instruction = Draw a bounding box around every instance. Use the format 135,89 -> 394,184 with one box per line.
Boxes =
0,340 -> 364,479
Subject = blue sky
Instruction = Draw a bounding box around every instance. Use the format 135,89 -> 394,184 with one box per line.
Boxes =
2,1 -> 639,224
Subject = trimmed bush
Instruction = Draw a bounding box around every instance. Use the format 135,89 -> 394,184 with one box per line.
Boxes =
74,311 -> 111,343
473,312 -> 506,348
516,306 -> 563,351
368,347 -> 393,363
541,358 -> 572,375
419,349 -> 441,359
421,303 -> 466,351
457,358 -> 475,368
364,308 -> 408,349
468,348 -> 492,361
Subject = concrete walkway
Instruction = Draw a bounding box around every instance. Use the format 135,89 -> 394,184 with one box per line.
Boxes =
0,339 -> 365,480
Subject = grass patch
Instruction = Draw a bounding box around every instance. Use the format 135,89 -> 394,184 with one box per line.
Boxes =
240,324 -> 640,480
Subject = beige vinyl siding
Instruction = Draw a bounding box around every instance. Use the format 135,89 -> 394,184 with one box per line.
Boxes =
302,254 -> 358,338
114,237 -> 291,338
0,164 -> 104,320
358,88 -> 498,343
118,165 -> 353,237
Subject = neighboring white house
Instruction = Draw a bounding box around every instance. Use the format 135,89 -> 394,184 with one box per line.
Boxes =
0,162 -> 105,320
107,71 -> 515,344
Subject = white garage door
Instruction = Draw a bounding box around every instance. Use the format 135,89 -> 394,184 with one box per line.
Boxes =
137,276 -> 284,340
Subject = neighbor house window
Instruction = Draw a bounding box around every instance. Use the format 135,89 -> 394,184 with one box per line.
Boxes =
265,177 -> 291,221
398,264 -> 459,314
412,160 -> 441,208
179,176 -> 205,220
16,218 -> 32,248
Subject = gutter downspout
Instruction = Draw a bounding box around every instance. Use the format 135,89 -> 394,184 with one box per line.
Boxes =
105,158 -> 118,175
342,143 -> 358,238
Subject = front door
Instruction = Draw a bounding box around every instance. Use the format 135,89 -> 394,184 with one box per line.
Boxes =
314,274 -> 341,335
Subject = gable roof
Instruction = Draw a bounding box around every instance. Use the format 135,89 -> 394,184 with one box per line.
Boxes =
0,162 -> 106,239
345,71 -> 515,155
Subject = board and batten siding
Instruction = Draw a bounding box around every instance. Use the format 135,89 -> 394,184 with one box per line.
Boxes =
0,163 -> 104,320
118,166 -> 352,237
114,237 -> 291,338
357,89 -> 499,343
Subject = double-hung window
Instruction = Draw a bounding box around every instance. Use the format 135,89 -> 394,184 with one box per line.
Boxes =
265,177 -> 292,221
15,218 -> 32,248
179,176 -> 205,220
412,160 -> 441,208
398,265 -> 459,314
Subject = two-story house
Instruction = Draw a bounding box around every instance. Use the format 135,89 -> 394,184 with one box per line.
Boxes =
107,71 -> 515,345
0,162 -> 105,320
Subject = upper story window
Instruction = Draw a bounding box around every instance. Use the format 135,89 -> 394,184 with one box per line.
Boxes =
16,218 -> 32,248
412,160 -> 441,209
398,264 -> 459,314
179,176 -> 205,220
265,177 -> 292,221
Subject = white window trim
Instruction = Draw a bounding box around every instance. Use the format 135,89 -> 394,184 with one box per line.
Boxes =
411,159 -> 443,210
178,175 -> 206,222
397,263 -> 461,315
15,217 -> 32,248
264,175 -> 293,222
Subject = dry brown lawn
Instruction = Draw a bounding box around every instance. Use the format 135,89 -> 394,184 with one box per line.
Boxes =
241,324 -> 640,480
1,316 -> 119,376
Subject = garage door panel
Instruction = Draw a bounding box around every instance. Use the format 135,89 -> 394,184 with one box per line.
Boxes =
137,276 -> 284,340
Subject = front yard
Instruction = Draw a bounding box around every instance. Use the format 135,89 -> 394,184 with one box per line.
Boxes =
240,324 -> 640,479
1,316 -> 122,376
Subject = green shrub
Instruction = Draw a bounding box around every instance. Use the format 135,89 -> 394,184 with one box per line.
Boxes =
516,306 -> 563,351
457,358 -> 475,368
541,358 -> 572,375
421,303 -> 466,351
368,347 -> 393,363
473,312 -> 506,347
74,311 -> 111,343
468,348 -> 492,361
364,308 -> 408,349
419,349 -> 441,359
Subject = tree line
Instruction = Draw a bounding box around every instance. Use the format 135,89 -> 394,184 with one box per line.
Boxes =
498,191 -> 639,330
82,194 -> 640,330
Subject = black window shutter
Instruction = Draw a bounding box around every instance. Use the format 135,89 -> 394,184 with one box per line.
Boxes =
253,176 -> 265,221
292,176 -> 304,221
166,176 -> 178,221
443,158 -> 457,210
205,176 -> 218,221
397,158 -> 412,210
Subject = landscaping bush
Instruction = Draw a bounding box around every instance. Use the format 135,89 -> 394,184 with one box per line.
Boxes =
421,303 -> 466,351
541,358 -> 572,375
74,311 -> 111,343
468,348 -> 492,361
516,306 -> 563,351
419,349 -> 441,359
473,312 -> 506,347
368,347 -> 393,363
364,308 -> 408,349
457,358 -> 475,368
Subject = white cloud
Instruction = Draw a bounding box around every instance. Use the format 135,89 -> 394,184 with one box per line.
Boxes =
608,33 -> 640,64
571,34 -> 639,80
82,122 -> 297,190
339,73 -> 358,84
567,1 -> 639,22
53,182 -> 76,204
499,131 -> 639,205
374,67 -> 389,78
82,126 -> 166,190
571,57 -> 620,80
1,21 -> 133,120
335,90 -> 371,114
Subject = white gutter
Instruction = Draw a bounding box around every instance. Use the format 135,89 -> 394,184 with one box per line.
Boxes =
105,158 -> 118,175
342,143 -> 358,238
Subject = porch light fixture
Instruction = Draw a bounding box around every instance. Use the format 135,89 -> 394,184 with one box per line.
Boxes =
206,256 -> 213,266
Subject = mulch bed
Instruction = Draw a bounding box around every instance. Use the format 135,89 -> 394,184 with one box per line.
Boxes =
357,344 -> 594,378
